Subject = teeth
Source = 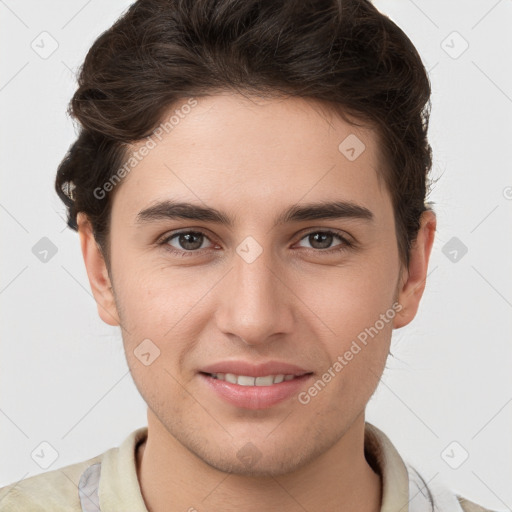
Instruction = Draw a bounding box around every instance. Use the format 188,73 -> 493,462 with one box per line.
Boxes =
209,373 -> 298,386
238,375 -> 256,386
255,376 -> 274,386
225,373 -> 237,384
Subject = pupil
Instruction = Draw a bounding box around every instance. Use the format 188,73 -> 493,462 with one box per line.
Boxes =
180,232 -> 202,250
311,232 -> 332,249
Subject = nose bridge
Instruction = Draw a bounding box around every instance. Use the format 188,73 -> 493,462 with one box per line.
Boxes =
216,237 -> 293,344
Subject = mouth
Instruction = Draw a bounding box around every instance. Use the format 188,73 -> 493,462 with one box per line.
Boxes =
198,364 -> 314,409
201,372 -> 311,386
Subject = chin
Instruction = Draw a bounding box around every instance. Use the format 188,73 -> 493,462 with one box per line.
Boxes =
202,453 -> 307,478
188,435 -> 322,478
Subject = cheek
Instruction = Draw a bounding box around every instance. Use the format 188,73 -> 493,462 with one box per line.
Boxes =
299,294 -> 393,418
114,260 -> 213,330
294,256 -> 399,343
113,263 -> 218,384
292,256 -> 397,399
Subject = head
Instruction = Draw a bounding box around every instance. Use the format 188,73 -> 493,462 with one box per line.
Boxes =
56,0 -> 436,476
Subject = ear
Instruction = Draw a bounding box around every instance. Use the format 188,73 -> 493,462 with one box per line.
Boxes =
77,213 -> 120,327
393,209 -> 437,329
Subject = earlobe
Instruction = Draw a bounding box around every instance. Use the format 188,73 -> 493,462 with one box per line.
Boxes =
77,213 -> 121,327
393,209 -> 437,329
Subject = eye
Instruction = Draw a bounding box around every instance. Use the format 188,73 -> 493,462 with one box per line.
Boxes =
158,228 -> 354,258
160,230 -> 215,256
296,230 -> 353,252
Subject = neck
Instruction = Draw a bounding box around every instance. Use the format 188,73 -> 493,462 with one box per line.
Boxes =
136,411 -> 381,512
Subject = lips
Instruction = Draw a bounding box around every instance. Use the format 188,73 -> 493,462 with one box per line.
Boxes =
200,360 -> 311,378
208,373 -> 297,386
198,360 -> 314,409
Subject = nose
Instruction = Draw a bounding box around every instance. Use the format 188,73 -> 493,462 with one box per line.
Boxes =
214,242 -> 295,347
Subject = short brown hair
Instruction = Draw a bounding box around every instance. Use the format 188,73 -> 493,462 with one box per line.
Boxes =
55,0 -> 433,268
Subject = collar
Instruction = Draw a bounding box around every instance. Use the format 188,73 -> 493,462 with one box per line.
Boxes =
88,422 -> 445,512
364,422 -> 411,511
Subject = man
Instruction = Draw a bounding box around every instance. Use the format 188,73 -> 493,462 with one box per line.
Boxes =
0,0 -> 495,510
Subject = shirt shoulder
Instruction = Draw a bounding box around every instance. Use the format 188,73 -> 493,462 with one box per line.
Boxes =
0,426 -> 148,512
0,452 -> 103,512
457,495 -> 499,512
364,422 -> 499,512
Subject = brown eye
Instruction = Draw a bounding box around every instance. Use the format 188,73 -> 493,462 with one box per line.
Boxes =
307,232 -> 335,249
164,231 -> 213,252
297,230 -> 351,251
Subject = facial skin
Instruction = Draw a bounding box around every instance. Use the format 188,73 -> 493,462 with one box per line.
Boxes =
78,93 -> 436,512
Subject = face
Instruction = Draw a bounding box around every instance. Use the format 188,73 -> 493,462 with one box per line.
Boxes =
80,93 -> 433,477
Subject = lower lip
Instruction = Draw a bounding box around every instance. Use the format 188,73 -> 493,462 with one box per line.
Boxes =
199,373 -> 313,410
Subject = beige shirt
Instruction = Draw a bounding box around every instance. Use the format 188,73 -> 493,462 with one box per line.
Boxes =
0,422 -> 494,511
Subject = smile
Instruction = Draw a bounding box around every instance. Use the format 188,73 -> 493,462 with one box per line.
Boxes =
207,373 -> 300,386
199,371 -> 314,409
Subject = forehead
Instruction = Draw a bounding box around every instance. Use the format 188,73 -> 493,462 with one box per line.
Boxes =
111,93 -> 392,227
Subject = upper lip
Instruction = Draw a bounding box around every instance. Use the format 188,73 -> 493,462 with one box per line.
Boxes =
200,361 -> 312,377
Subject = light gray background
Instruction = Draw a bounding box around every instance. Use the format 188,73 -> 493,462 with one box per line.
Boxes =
1,0 -> 511,509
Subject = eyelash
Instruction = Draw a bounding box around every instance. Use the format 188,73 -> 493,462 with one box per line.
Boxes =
158,229 -> 354,258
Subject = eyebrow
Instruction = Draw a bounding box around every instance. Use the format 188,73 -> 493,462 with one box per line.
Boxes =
135,199 -> 374,228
